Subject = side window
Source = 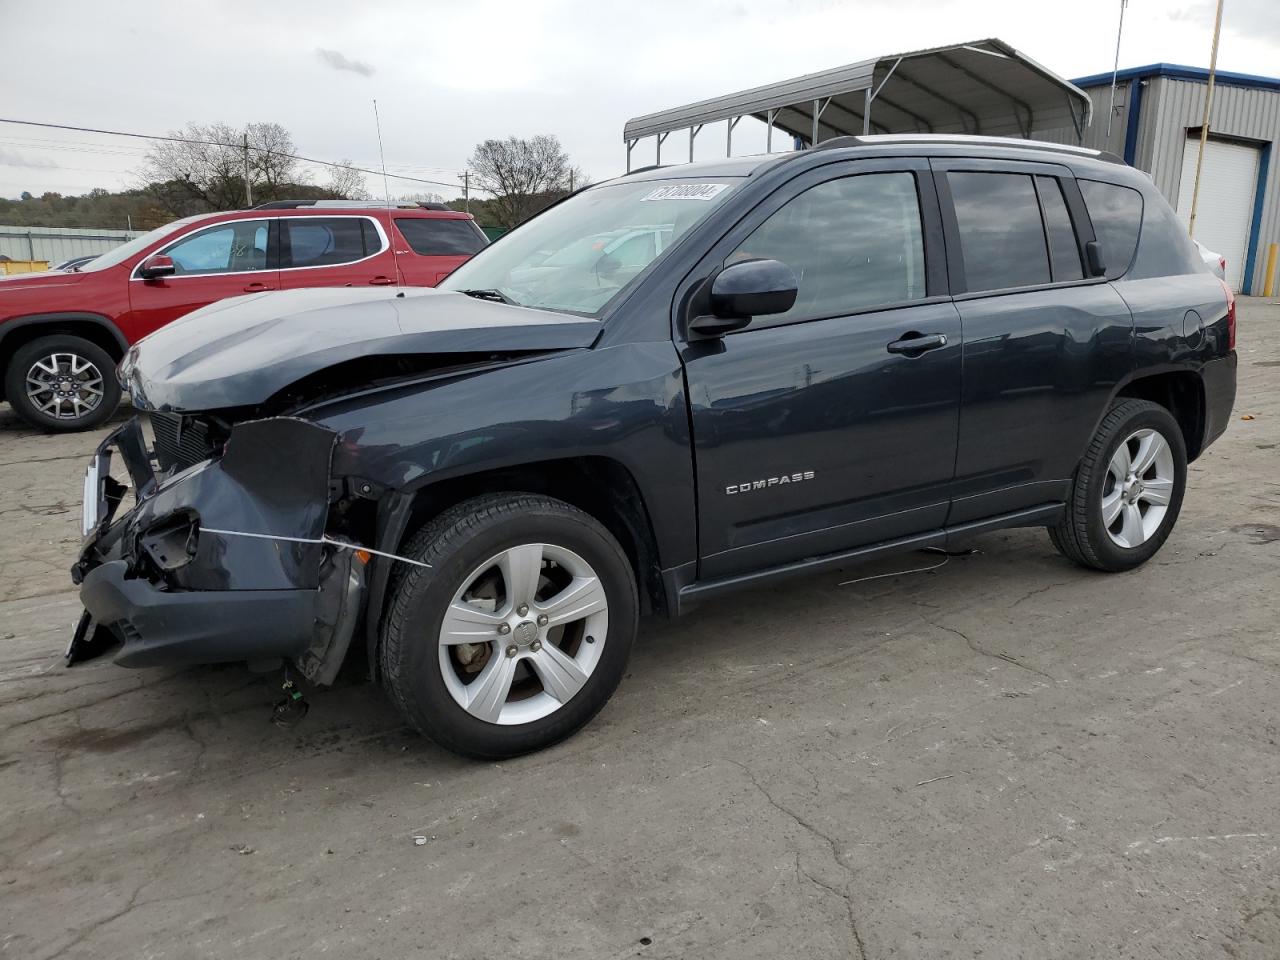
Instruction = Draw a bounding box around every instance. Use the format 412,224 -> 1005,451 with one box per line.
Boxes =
1079,180 -> 1143,280
162,220 -> 270,275
395,218 -> 488,256
282,217 -> 381,269
1129,192 -> 1205,280
948,172 -> 1050,292
726,171 -> 926,327
1035,176 -> 1084,282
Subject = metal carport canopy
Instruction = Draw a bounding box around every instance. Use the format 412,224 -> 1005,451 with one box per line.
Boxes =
622,38 -> 1092,168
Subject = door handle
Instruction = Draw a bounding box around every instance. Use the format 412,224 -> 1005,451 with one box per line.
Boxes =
887,332 -> 948,355
243,282 -> 273,292
369,276 -> 395,286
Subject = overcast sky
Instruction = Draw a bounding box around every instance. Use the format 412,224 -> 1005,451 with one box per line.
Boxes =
2,0 -> 1278,205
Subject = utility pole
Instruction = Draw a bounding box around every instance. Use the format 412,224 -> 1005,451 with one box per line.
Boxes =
569,170 -> 575,192
242,132 -> 253,207
1188,0 -> 1225,239
461,170 -> 470,213
1105,0 -> 1128,142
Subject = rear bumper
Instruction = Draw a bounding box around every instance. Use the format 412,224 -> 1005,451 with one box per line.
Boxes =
1200,351 -> 1237,453
81,560 -> 317,667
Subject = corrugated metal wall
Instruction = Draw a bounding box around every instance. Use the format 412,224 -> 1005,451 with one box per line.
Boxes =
0,226 -> 140,264
1042,75 -> 1279,294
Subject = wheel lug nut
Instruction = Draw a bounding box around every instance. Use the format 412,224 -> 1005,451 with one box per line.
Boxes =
537,614 -> 548,627
530,640 -> 542,652
505,645 -> 518,658
517,604 -> 529,616
497,623 -> 511,635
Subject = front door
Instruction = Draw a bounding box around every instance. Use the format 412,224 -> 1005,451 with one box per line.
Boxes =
126,217 -> 278,337
680,160 -> 962,580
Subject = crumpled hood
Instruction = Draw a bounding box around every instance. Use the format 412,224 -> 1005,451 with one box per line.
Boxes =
121,286 -> 601,412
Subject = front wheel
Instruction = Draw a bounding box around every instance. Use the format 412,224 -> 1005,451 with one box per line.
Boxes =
380,493 -> 638,759
1049,398 -> 1187,571
4,335 -> 121,431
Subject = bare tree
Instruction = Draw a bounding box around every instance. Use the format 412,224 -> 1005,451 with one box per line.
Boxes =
466,135 -> 582,229
140,122 -> 309,215
325,161 -> 371,200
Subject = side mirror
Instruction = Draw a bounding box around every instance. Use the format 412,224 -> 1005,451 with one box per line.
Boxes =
139,254 -> 176,280
1085,240 -> 1106,278
688,259 -> 798,338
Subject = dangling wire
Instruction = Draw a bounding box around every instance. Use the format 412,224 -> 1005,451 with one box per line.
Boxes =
839,547 -> 977,587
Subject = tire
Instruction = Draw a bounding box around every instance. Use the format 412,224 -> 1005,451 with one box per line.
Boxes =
1049,398 -> 1187,572
380,493 -> 638,759
4,334 -> 121,432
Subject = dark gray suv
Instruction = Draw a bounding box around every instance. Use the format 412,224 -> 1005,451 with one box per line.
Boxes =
73,135 -> 1236,758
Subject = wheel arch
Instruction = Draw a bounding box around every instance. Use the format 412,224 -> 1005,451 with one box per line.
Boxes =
1113,367 -> 1207,461
0,313 -> 128,400
360,455 -> 669,681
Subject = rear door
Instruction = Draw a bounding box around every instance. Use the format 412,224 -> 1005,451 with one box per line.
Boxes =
126,217 -> 278,337
680,158 -> 962,580
933,160 -> 1133,524
392,216 -> 488,285
278,215 -> 397,289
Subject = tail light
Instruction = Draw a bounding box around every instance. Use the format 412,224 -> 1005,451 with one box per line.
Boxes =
1219,278 -> 1236,350
1219,256 -> 1227,275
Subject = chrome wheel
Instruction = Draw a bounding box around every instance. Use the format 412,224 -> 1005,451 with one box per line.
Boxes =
25,352 -> 105,421
438,542 -> 609,725
1101,427 -> 1176,548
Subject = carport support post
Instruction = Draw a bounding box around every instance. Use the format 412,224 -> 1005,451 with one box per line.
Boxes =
812,99 -> 820,146
626,139 -> 635,173
656,131 -> 669,165
765,110 -> 775,152
689,124 -> 702,162
726,116 -> 740,157
863,87 -> 872,135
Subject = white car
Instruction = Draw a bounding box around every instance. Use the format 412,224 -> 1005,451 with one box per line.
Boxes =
1194,239 -> 1226,280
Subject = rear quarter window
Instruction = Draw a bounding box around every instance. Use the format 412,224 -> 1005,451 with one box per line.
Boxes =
1079,180 -> 1143,280
396,218 -> 488,256
1128,192 -> 1206,280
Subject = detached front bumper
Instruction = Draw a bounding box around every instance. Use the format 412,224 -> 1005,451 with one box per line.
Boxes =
72,415 -> 351,671
80,561 -> 318,667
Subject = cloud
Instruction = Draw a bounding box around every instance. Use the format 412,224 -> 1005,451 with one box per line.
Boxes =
316,48 -> 375,77
0,148 -> 58,169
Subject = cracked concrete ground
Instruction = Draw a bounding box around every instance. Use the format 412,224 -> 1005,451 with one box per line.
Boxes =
2,299 -> 1279,960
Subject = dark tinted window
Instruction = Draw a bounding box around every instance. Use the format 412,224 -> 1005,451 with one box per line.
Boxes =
1079,180 -> 1143,279
1035,176 -> 1083,282
726,171 -> 925,326
948,172 -> 1050,291
1129,192 -> 1205,280
396,218 -> 487,256
283,217 -> 380,268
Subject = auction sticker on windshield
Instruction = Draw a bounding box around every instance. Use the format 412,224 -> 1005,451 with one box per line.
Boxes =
640,183 -> 729,202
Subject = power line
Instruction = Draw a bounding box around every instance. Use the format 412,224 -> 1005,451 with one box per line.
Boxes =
0,117 -> 482,193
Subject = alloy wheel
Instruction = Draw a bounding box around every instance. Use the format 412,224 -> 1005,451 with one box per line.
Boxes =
1101,427 -> 1176,549
25,352 -> 105,421
437,542 -> 609,725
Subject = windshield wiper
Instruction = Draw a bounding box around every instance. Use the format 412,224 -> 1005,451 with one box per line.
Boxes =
459,288 -> 518,305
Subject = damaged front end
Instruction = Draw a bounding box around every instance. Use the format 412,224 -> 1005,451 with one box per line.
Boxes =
71,414 -> 366,684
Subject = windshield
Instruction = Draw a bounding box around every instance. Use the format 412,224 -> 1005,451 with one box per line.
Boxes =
439,178 -> 740,315
79,216 -> 206,272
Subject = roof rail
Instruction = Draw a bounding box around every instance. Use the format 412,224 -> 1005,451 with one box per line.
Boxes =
813,134 -> 1124,164
251,199 -> 462,211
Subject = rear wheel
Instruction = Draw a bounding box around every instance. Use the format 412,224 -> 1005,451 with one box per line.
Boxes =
380,493 -> 637,759
5,335 -> 120,431
1049,398 -> 1187,571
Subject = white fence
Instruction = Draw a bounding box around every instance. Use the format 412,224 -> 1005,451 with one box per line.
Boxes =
0,225 -> 142,264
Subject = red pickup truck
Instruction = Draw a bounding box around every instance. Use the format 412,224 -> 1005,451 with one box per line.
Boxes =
0,201 -> 487,431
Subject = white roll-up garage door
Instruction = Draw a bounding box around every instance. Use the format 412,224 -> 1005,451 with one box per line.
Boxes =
1174,135 -> 1260,292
